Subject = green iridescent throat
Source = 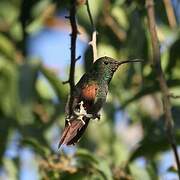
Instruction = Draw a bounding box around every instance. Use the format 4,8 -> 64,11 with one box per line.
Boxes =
93,66 -> 114,84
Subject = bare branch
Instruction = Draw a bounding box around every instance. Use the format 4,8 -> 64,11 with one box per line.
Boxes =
103,14 -> 126,42
145,0 -> 180,177
19,0 -> 29,56
168,93 -> 180,99
76,55 -> 81,61
89,31 -> 98,61
65,15 -> 70,19
62,80 -> 70,85
102,0 -> 126,42
86,0 -> 98,61
67,0 -> 78,116
86,0 -> 95,30
163,0 -> 177,29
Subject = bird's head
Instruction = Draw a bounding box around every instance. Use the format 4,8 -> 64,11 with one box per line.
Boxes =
93,56 -> 143,72
92,56 -> 143,83
93,56 -> 121,72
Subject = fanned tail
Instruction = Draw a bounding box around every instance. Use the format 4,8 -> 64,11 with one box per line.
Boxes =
58,118 -> 90,148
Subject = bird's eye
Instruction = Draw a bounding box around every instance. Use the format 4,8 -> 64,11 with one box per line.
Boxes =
104,61 -> 108,65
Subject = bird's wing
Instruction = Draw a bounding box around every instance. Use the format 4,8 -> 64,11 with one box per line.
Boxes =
74,71 -> 99,112
59,74 -> 99,147
64,94 -> 79,121
64,72 -> 92,117
90,84 -> 108,114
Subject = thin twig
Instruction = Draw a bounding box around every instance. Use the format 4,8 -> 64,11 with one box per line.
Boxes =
168,93 -> 180,99
145,0 -> 180,178
104,14 -> 126,42
89,31 -> 98,61
19,0 -> 28,56
67,0 -> 78,116
163,0 -> 177,29
86,0 -> 98,61
76,55 -> 81,61
86,0 -> 95,29
102,0 -> 126,41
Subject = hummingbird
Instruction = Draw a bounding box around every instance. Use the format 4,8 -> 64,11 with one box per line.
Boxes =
58,56 -> 142,148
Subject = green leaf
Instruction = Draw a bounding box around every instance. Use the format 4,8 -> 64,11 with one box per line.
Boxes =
129,111 -> 180,161
121,78 -> 180,108
27,0 -> 54,34
96,160 -> 113,180
76,148 -> 99,164
166,37 -> 180,76
40,65 -> 68,102
111,6 -> 129,29
0,58 -> 20,117
0,34 -> 16,59
76,148 -> 113,180
3,158 -> 18,180
129,163 -> 151,180
17,59 -> 41,124
22,138 -> 51,157
167,165 -> 178,173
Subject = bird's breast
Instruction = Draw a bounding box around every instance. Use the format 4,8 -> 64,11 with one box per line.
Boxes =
81,83 -> 98,101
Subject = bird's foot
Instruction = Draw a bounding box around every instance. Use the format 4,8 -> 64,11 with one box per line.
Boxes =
74,111 -> 93,119
65,117 -> 72,126
73,101 -> 92,124
74,101 -> 93,119
77,116 -> 86,125
92,113 -> 101,121
73,111 -> 86,124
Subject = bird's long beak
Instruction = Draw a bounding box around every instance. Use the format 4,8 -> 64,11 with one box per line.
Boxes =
118,59 -> 144,66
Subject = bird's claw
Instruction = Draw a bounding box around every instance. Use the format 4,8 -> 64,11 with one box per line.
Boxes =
79,118 -> 86,125
74,111 -> 93,118
93,113 -> 101,121
74,101 -> 93,118
73,101 -> 90,124
65,117 -> 72,126
72,101 -> 101,124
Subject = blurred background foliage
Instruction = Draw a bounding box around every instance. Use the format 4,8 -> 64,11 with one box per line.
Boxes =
0,0 -> 180,179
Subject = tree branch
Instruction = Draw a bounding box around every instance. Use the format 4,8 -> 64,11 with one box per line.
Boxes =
67,1 -> 78,116
145,0 -> 180,177
19,0 -> 29,56
103,14 -> 126,42
168,93 -> 180,99
163,0 -> 177,29
86,0 -> 98,62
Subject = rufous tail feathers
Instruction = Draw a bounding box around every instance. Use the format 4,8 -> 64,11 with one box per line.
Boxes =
58,118 -> 90,148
